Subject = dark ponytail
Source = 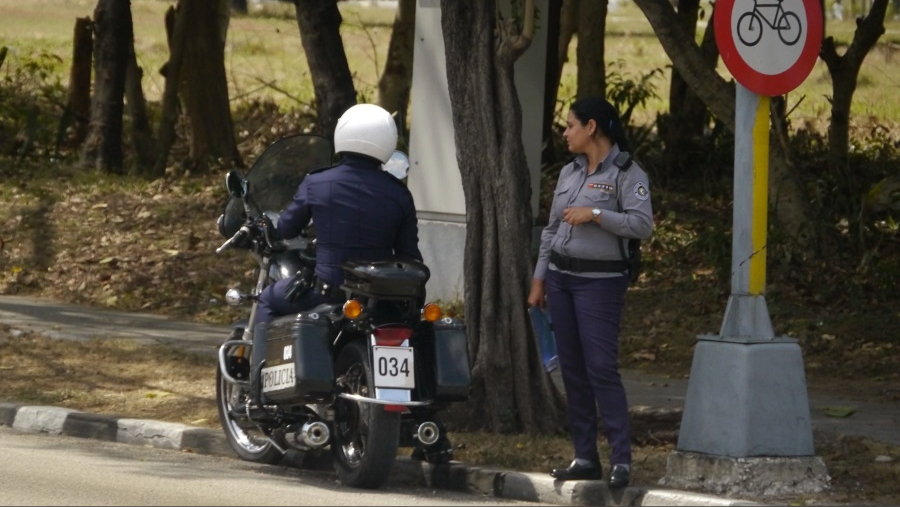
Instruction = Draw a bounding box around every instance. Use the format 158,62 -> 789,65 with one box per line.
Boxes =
569,96 -> 631,154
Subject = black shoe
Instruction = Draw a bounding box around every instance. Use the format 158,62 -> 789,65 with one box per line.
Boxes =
550,460 -> 602,481
608,464 -> 630,488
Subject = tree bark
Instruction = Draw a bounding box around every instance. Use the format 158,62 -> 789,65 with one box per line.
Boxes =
660,0 -> 718,179
178,0 -> 242,171
377,0 -> 416,142
65,17 -> 93,147
440,0 -> 566,434
155,5 -> 187,176
125,46 -> 155,173
540,0 -> 568,165
631,0 -> 734,130
575,0 -> 607,99
82,0 -> 131,174
558,0 -> 578,81
293,0 -> 357,141
820,1 -> 888,175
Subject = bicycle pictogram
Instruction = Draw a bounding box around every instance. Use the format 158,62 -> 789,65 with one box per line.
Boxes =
736,0 -> 802,47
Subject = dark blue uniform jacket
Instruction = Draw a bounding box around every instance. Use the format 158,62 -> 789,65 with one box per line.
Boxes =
276,154 -> 423,287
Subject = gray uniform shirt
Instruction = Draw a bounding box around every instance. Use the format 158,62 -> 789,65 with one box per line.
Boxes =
534,145 -> 654,280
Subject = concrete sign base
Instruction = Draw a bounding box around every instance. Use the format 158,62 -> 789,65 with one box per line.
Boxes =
661,451 -> 830,498
677,338 -> 816,456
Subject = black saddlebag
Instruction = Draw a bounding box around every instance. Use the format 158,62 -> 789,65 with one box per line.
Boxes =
416,318 -> 471,402
341,259 -> 430,299
261,311 -> 335,404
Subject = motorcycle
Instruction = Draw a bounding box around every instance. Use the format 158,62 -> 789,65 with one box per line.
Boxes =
213,134 -> 471,489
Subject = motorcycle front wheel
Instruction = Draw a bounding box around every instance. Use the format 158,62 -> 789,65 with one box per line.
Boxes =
215,335 -> 283,464
331,340 -> 401,489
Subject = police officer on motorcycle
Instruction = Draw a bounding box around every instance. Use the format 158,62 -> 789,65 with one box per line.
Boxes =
252,103 -> 423,332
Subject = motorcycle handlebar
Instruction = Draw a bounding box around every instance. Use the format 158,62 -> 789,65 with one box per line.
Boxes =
216,224 -> 252,254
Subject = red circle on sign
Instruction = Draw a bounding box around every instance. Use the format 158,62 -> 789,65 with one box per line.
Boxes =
714,0 -> 823,96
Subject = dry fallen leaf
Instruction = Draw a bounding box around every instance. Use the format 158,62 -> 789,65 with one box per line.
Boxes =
823,406 -> 857,418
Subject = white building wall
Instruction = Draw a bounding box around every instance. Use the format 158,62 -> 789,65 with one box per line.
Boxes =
408,0 -> 549,303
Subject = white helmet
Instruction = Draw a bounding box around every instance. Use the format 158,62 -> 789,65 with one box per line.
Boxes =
333,104 -> 398,164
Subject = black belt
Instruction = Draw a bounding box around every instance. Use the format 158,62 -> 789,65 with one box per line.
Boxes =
314,279 -> 345,300
550,251 -> 628,273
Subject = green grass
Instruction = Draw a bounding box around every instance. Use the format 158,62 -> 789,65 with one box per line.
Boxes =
0,0 -> 397,107
1,1 -> 899,138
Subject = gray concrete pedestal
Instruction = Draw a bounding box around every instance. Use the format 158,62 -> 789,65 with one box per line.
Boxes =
661,451 -> 830,497
664,337 -> 831,496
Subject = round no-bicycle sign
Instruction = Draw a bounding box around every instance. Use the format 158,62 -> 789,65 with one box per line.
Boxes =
715,0 -> 823,96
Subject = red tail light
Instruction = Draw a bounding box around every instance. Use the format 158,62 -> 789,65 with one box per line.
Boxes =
373,325 -> 413,347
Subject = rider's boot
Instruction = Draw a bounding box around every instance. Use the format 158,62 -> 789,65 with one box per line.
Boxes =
230,324 -> 277,423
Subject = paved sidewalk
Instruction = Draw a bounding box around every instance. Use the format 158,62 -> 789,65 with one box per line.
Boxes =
1,294 -> 897,505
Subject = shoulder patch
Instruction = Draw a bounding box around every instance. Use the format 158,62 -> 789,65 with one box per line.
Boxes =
633,182 -> 649,201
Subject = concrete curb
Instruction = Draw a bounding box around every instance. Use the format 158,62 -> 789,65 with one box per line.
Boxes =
0,402 -> 761,506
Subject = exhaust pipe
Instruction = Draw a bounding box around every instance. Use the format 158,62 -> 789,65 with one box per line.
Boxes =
297,421 -> 330,449
416,421 -> 440,446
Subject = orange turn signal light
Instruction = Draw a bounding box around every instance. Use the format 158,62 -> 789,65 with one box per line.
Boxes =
422,303 -> 442,322
343,299 -> 363,320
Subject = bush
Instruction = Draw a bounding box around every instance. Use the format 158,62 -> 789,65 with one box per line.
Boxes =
0,47 -> 67,161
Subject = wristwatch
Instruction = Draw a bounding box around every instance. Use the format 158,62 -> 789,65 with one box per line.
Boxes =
591,208 -> 602,220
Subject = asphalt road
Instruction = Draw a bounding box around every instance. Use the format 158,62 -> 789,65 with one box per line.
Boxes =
0,426 -> 544,506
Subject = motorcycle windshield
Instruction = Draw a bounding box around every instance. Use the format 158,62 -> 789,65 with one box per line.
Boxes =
223,134 -> 334,227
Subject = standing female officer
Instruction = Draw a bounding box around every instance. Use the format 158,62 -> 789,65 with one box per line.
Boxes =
527,96 -> 654,488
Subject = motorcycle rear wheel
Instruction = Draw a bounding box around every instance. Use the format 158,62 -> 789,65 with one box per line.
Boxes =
215,339 -> 283,464
331,340 -> 401,489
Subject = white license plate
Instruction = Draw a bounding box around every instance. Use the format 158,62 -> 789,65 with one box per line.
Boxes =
261,363 -> 295,393
373,346 -> 415,389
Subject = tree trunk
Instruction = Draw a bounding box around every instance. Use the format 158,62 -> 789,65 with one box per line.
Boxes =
768,95 -> 812,245
293,0 -> 357,141
557,0 -> 578,81
177,0 -> 242,171
820,1 -> 888,176
65,17 -> 93,147
632,0 -> 811,241
440,0 -> 566,434
575,0 -> 607,99
377,0 -> 415,142
125,46 -> 156,173
541,0 -> 564,165
660,0 -> 718,179
82,0 -> 131,174
154,4 -> 190,176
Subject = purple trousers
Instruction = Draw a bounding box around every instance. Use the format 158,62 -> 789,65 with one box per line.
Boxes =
255,277 -> 331,329
545,269 -> 631,467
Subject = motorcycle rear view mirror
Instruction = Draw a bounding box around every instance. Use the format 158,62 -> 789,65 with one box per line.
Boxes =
225,170 -> 248,198
382,150 -> 410,180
